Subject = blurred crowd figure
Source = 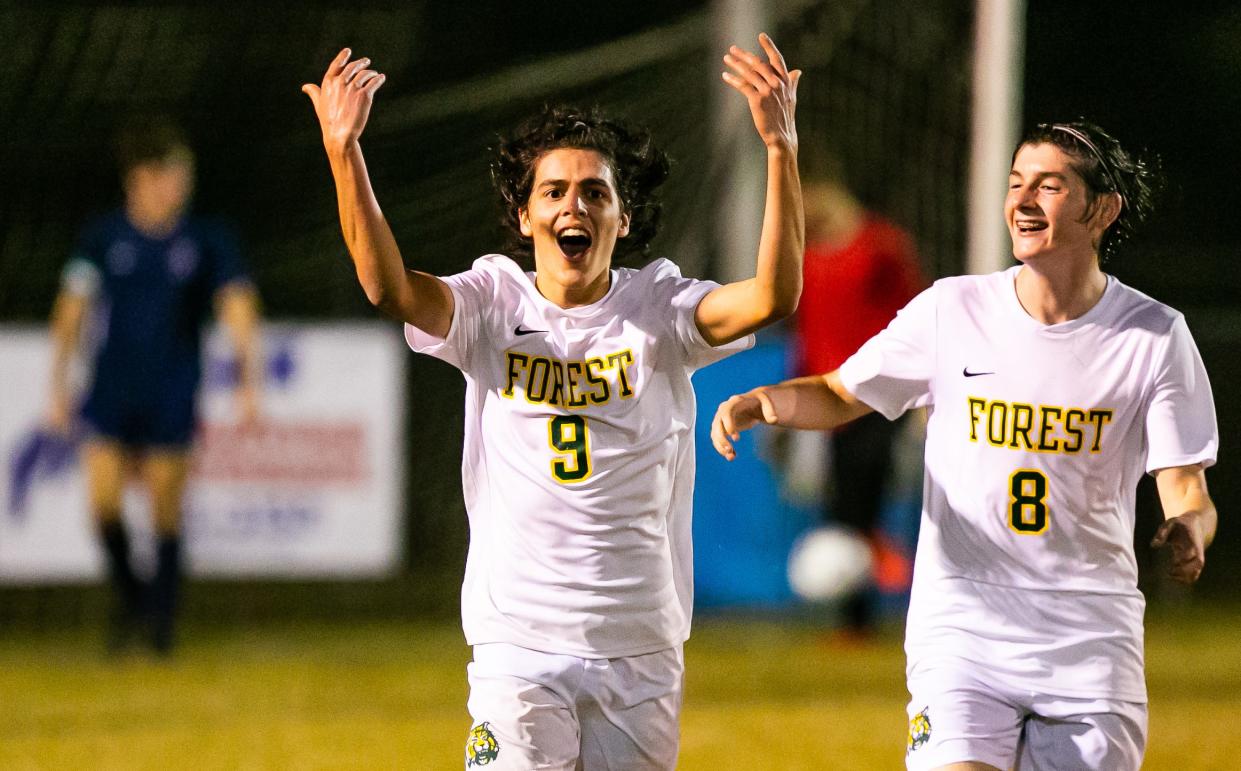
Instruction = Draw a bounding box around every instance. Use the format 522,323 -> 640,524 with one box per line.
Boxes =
792,169 -> 923,637
46,116 -> 262,655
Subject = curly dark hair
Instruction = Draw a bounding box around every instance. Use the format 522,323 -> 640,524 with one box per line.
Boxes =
491,105 -> 671,265
1014,120 -> 1162,262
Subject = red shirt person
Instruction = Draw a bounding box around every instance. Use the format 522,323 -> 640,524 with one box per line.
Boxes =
790,178 -> 922,636
795,180 -> 922,377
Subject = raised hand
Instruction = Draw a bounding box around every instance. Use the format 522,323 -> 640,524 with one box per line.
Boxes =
302,48 -> 387,153
721,33 -> 801,152
710,389 -> 780,461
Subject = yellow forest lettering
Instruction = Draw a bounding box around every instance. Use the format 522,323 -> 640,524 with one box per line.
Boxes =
503,349 -> 636,407
967,397 -> 1112,454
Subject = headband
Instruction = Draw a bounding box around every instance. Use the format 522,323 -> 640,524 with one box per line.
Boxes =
1050,124 -> 1124,203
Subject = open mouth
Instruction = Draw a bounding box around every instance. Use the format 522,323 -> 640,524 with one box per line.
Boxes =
556,228 -> 592,258
1015,221 -> 1048,235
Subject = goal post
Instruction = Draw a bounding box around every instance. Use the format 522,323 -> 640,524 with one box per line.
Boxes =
968,0 -> 1027,276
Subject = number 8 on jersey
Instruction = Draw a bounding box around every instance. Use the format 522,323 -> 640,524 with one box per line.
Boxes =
1009,469 -> 1049,534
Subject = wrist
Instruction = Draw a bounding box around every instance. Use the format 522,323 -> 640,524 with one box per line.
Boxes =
765,140 -> 798,160
1185,509 -> 1215,545
325,137 -> 362,165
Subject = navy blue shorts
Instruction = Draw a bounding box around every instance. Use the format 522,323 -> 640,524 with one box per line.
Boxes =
80,387 -> 197,449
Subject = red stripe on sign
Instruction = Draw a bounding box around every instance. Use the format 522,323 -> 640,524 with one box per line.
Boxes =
192,422 -> 369,483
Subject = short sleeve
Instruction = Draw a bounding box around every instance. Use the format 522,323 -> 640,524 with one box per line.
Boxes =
1144,315 -> 1218,473
659,264 -> 754,371
403,260 -> 497,371
61,219 -> 107,297
837,283 -> 938,420
60,257 -> 101,297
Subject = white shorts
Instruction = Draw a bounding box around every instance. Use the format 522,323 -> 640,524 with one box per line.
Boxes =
464,642 -> 684,770
905,666 -> 1146,771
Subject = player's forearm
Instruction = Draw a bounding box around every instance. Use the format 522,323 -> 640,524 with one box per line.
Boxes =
219,286 -> 262,392
692,146 -> 803,346
326,141 -> 413,312
1167,486 -> 1217,548
47,292 -> 84,394
756,371 -> 869,431
751,143 -> 804,320
1194,499 -> 1217,548
1156,465 -> 1218,548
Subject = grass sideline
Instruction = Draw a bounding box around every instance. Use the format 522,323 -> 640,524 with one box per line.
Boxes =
2,604 -> 1239,769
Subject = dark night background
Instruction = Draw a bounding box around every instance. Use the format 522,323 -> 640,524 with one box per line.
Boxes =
1,2 -> 1236,615
1023,0 -> 1241,597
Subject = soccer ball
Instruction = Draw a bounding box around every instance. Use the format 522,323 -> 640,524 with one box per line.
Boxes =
787,527 -> 874,602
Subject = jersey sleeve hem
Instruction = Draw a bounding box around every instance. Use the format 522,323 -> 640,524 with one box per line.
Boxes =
684,300 -> 756,354
672,274 -> 755,369
404,280 -> 466,355
60,257 -> 101,298
1146,451 -> 1218,475
837,357 -> 909,421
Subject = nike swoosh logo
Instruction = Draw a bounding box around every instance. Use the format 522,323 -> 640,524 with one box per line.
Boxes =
962,368 -> 995,378
514,325 -> 547,336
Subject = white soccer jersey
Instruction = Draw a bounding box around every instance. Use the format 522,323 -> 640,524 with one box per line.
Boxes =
839,266 -> 1217,701
406,255 -> 751,658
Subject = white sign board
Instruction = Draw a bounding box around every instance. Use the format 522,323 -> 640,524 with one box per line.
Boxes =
0,323 -> 405,583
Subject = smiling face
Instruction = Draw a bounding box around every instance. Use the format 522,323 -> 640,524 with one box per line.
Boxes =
1006,142 -> 1117,266
519,147 -> 630,307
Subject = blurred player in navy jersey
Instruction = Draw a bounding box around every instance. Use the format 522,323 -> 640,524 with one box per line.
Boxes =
46,116 -> 262,655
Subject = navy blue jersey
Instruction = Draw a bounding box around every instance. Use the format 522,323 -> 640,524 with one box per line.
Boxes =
67,210 -> 248,445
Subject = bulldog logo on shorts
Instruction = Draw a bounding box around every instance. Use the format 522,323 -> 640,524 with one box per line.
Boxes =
907,706 -> 932,752
465,722 -> 500,767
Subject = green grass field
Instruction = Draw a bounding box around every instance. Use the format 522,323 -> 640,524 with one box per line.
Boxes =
3,604 -> 1239,769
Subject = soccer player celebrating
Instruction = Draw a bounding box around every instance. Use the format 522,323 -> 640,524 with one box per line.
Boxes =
47,116 -> 263,655
712,121 -> 1217,770
303,36 -> 802,768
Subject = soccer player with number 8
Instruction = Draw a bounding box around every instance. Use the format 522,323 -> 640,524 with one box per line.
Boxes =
304,35 -> 803,769
712,121 -> 1218,770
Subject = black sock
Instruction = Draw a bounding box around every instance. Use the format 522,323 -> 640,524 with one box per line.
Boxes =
99,519 -> 143,614
843,590 -> 875,633
150,535 -> 182,651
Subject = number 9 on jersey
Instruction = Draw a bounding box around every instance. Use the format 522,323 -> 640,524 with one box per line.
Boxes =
549,415 -> 592,483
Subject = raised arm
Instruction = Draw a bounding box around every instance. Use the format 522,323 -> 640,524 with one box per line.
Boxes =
302,48 -> 453,336
711,370 -> 873,460
1151,464 -> 1217,584
695,33 -> 804,346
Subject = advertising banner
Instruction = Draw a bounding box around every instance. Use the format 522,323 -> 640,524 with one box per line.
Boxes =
0,323 -> 405,583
